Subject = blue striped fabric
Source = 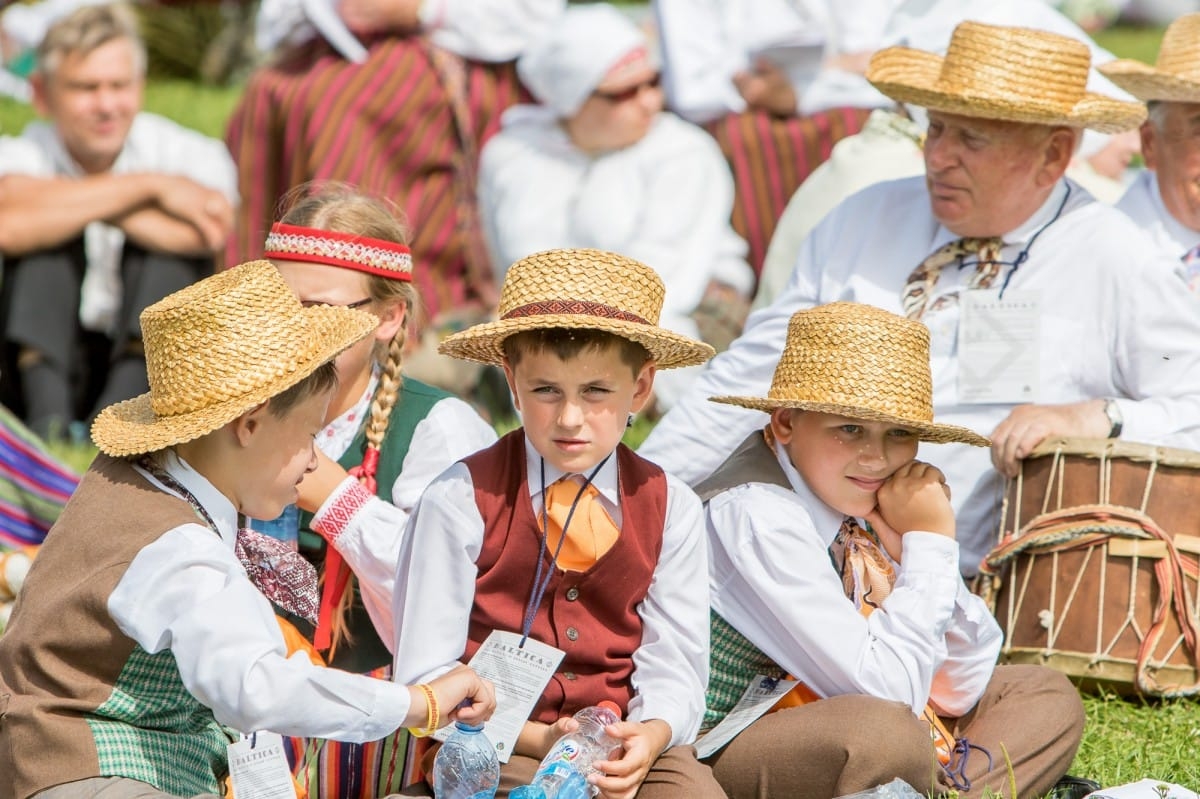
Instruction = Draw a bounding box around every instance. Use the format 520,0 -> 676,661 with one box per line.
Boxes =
0,404 -> 79,551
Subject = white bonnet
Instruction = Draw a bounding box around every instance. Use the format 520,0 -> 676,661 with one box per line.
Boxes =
517,3 -> 650,118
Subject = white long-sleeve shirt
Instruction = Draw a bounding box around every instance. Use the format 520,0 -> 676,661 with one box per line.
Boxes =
478,108 -> 753,408
653,0 -> 894,123
641,176 -> 1200,574
108,451 -> 412,741
391,437 -> 711,747
1116,170 -> 1200,261
707,439 -> 1001,717
255,0 -> 564,62
308,372 -> 497,650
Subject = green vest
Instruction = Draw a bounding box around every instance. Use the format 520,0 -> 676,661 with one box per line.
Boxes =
293,378 -> 452,672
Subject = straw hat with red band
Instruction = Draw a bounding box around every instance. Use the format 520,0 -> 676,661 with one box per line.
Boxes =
439,248 -> 714,369
263,222 -> 414,280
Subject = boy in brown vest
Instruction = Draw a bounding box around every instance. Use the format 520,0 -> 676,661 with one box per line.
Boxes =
0,261 -> 494,799
391,248 -> 727,799
695,302 -> 1086,798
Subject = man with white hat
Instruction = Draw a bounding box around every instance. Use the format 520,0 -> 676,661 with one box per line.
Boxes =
641,20 -> 1200,576
1102,14 -> 1200,286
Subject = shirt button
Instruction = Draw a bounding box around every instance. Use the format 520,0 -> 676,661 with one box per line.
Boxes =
566,587 -> 580,601
565,626 -> 579,641
563,671 -> 577,681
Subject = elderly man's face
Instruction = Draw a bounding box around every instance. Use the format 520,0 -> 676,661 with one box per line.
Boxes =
923,111 -> 1074,237
1142,102 -> 1200,233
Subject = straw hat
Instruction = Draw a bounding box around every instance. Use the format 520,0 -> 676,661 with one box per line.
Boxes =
439,248 -> 714,369
711,302 -> 989,447
866,20 -> 1145,134
91,260 -> 377,457
1099,14 -> 1200,103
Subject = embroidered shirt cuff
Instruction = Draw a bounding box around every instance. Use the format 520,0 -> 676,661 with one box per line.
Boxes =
312,477 -> 374,544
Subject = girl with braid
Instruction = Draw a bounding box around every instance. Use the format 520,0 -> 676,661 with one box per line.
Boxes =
258,183 -> 497,797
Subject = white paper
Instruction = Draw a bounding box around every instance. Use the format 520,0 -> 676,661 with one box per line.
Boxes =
301,0 -> 368,62
228,732 -> 296,799
1086,780 -> 1199,799
438,630 -> 565,763
957,289 -> 1041,404
693,674 -> 799,759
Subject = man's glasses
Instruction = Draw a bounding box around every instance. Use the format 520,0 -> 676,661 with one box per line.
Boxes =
594,74 -> 661,104
300,297 -> 373,310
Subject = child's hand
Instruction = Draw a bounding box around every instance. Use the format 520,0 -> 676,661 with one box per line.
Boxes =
872,461 -> 955,541
515,716 -> 579,760
427,664 -> 496,727
590,718 -> 672,799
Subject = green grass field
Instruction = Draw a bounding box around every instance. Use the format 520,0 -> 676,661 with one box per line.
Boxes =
5,20 -> 1198,793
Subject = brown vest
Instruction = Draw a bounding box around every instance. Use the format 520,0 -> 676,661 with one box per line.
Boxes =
694,429 -> 790,502
0,454 -> 206,799
462,430 -> 666,723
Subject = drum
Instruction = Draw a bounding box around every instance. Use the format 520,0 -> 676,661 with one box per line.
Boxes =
981,437 -> 1200,697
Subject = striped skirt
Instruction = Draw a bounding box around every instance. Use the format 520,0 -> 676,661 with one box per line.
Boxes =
705,107 -> 873,277
0,403 -> 78,552
225,36 -> 523,322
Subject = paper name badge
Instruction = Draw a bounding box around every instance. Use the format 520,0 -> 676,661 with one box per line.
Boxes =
228,732 -> 297,799
957,290 -> 1041,405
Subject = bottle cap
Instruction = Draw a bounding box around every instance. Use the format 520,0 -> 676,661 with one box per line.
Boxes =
597,701 -> 622,719
455,720 -> 484,732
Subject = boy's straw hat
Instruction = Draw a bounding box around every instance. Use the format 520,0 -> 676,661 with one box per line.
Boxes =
866,20 -> 1145,134
439,248 -> 714,369
711,302 -> 989,447
1099,14 -> 1200,103
91,260 -> 377,457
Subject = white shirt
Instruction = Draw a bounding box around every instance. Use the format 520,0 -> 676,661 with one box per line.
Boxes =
1116,170 -> 1200,262
108,450 -> 412,741
641,176 -> 1200,574
309,373 -> 497,649
708,439 -> 1001,716
653,0 -> 895,123
391,437 -> 711,747
0,113 -> 238,333
254,0 -> 564,63
478,108 -> 753,408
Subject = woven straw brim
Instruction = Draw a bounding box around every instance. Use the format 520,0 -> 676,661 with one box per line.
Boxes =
708,396 -> 990,447
439,315 -> 715,369
868,47 -> 1146,134
91,307 -> 376,457
1100,60 -> 1200,103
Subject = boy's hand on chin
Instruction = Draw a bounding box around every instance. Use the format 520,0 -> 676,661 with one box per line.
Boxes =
872,461 -> 956,542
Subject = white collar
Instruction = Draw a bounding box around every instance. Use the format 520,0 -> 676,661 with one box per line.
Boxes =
523,434 -> 621,508
135,449 -> 239,547
1148,171 -> 1200,251
771,437 -> 846,547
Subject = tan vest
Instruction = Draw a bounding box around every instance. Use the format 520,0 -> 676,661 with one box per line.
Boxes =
0,454 -> 218,799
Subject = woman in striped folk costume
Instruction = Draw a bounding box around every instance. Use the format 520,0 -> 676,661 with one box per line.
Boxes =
257,184 -> 497,797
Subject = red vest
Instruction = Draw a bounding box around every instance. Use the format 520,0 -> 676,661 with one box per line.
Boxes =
462,430 -> 666,723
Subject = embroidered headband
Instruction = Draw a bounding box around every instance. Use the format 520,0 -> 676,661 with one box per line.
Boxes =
264,222 -> 414,280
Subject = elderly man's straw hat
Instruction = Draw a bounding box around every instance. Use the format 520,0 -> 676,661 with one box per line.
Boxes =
91,260 -> 376,457
867,20 -> 1145,134
711,302 -> 989,447
439,248 -> 714,369
1099,14 -> 1200,103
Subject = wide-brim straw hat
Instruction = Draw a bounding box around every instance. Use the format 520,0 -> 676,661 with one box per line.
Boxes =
866,20 -> 1145,134
439,248 -> 714,369
91,260 -> 377,457
711,302 -> 989,447
1099,13 -> 1200,103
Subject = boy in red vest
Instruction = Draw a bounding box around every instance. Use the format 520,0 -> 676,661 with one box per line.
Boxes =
391,248 -> 726,799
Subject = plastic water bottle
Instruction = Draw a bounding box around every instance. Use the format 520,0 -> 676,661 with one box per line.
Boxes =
510,703 -> 623,799
433,721 -> 500,799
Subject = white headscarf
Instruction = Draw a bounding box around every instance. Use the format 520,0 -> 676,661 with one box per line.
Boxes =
517,3 -> 650,118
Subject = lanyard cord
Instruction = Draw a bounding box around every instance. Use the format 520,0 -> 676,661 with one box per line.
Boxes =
519,453 -> 612,647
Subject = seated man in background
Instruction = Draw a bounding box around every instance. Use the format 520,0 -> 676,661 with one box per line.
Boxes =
1103,13 -> 1200,286
0,2 -> 236,440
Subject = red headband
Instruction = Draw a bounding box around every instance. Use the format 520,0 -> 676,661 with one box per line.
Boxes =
263,223 -> 413,280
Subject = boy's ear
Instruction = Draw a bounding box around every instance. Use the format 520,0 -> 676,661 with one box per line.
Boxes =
501,358 -> 521,413
629,361 -> 657,414
233,401 -> 270,447
769,407 -> 796,445
29,75 -> 50,118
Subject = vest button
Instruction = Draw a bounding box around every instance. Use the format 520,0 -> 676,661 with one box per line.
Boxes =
566,587 -> 580,601
565,626 -> 579,641
563,671 -> 577,681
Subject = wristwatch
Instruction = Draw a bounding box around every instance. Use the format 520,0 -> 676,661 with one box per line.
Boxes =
1102,398 -> 1123,439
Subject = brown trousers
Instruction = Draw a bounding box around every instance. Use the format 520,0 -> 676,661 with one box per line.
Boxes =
33,778 -> 219,799
704,665 -> 1084,799
499,745 -> 726,799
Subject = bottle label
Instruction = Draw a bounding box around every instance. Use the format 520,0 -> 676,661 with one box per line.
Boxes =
549,739 -> 582,762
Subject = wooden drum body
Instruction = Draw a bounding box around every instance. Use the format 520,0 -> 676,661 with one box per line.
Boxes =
983,438 -> 1200,697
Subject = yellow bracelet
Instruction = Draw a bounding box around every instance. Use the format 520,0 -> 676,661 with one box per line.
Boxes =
408,683 -> 439,738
